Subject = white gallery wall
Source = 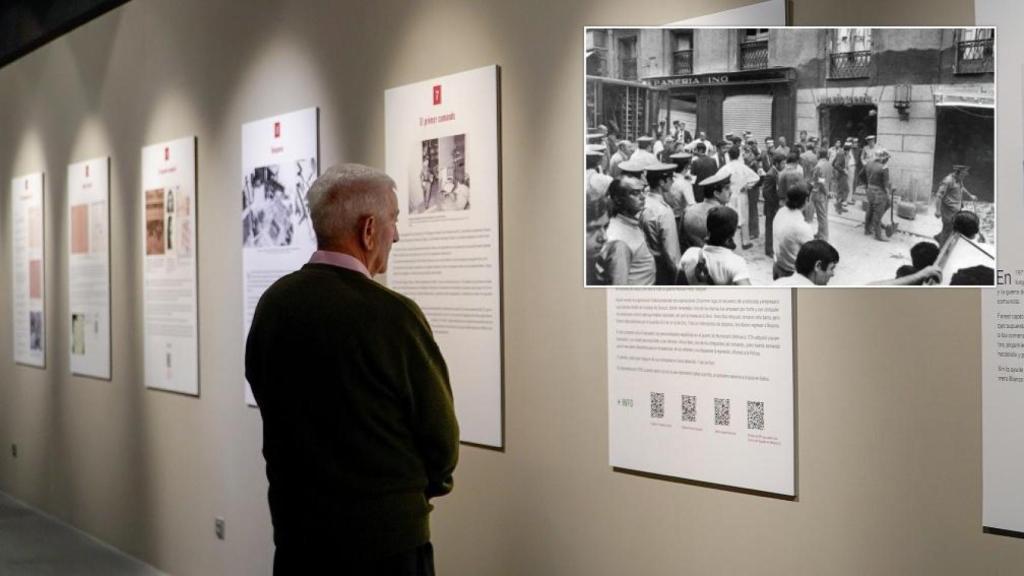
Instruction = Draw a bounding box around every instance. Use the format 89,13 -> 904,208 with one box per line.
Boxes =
0,0 -> 1022,575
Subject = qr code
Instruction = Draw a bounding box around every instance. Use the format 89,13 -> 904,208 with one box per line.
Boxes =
714,398 -> 730,426
680,395 -> 697,422
650,392 -> 665,419
747,401 -> 765,430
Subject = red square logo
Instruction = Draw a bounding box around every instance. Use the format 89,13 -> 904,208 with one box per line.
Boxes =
274,122 -> 281,138
433,85 -> 442,106
164,147 -> 170,161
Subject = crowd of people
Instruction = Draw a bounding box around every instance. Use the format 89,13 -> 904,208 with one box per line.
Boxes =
585,123 -> 992,286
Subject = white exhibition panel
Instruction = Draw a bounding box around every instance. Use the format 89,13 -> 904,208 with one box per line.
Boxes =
605,0 -> 792,496
977,0 -> 1024,535
607,288 -> 795,496
11,173 -> 45,368
67,157 -> 111,380
666,0 -> 786,25
142,137 -> 199,396
241,107 -> 319,406
385,65 -> 504,448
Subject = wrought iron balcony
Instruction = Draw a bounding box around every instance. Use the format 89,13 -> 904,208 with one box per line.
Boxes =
672,50 -> 693,75
620,57 -> 638,80
828,50 -> 872,79
739,40 -> 768,70
956,38 -> 994,74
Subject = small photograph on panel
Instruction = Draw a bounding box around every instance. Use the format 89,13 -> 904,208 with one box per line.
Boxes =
584,27 -> 996,287
242,160 -> 317,248
166,189 -> 175,252
410,134 -> 470,214
145,189 -> 166,256
70,204 -> 90,255
176,187 -> 193,258
29,311 -> 43,352
28,260 -> 42,299
71,313 -> 85,355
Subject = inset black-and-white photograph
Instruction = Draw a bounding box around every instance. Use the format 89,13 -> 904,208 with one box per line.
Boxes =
584,27 -> 996,287
410,134 -> 470,214
29,311 -> 42,352
71,313 -> 85,355
242,158 -> 317,248
145,189 -> 165,256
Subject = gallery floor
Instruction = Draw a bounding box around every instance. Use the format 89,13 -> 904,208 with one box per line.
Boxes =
0,492 -> 162,575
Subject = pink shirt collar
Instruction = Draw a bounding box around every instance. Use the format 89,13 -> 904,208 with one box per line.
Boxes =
308,250 -> 371,278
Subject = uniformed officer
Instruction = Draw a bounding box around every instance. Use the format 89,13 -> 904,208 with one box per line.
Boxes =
863,148 -> 892,242
641,162 -> 684,284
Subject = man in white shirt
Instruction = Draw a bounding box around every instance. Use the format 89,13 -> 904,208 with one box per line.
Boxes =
772,182 -> 814,280
723,147 -> 760,250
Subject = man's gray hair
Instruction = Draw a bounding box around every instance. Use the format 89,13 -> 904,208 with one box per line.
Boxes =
307,163 -> 396,246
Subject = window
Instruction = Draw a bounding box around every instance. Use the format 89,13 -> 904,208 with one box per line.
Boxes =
739,29 -> 769,70
619,36 -> 637,80
672,31 -> 693,75
828,28 -> 872,79
586,30 -> 609,76
955,28 -> 994,75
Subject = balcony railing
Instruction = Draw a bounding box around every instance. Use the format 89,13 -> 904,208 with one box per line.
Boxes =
672,50 -> 693,75
620,58 -> 638,80
739,40 -> 768,70
828,50 -> 872,79
956,38 -> 994,74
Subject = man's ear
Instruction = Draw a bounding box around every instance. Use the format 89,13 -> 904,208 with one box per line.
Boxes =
360,215 -> 377,251
815,260 -> 827,273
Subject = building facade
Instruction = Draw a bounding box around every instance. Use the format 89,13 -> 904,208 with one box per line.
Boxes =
586,27 -> 995,201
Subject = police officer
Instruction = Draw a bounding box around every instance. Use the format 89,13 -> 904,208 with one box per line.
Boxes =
864,148 -> 892,242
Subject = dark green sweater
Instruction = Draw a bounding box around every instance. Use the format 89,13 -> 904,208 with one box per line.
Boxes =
245,263 -> 459,556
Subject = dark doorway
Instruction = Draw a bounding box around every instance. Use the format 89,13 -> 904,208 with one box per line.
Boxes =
933,106 -> 994,202
818,104 -> 878,147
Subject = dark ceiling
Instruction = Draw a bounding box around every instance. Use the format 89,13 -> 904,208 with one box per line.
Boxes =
0,0 -> 131,68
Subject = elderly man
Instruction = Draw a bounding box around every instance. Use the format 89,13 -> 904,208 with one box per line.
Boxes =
933,165 -> 978,246
246,164 -> 459,575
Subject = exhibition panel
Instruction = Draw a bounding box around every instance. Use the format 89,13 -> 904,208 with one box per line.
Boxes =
67,157 -> 111,380
240,108 -> 319,407
385,66 -> 505,448
10,173 -> 45,368
141,137 -> 199,396
976,0 -> 1024,537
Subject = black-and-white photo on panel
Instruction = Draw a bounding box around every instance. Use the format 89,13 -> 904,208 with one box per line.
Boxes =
585,27 -> 996,287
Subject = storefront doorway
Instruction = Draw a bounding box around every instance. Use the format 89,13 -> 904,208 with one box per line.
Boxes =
818,104 -> 877,146
933,105 -> 994,202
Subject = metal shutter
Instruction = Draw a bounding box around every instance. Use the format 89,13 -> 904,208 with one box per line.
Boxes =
722,94 -> 773,144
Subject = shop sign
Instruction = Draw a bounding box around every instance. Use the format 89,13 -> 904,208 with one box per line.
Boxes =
819,94 -> 874,106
